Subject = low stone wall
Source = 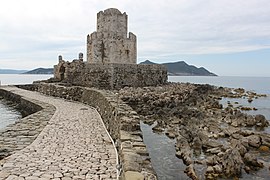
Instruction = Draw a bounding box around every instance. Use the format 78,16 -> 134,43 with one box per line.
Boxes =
0,88 -> 42,117
0,88 -> 56,161
20,83 -> 156,179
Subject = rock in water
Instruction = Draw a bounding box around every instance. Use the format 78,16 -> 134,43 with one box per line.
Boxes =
230,139 -> 247,156
245,135 -> 261,148
220,148 -> 243,177
184,164 -> 199,180
192,137 -> 202,156
255,114 -> 269,128
244,153 -> 264,168
175,135 -> 193,166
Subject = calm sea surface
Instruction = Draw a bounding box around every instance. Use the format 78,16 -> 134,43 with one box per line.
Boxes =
169,76 -> 270,94
0,74 -> 53,85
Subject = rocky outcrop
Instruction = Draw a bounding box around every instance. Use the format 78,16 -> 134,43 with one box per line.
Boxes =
119,83 -> 270,179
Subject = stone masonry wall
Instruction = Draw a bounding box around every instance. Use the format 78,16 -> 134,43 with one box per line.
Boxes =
0,88 -> 56,161
20,83 -> 157,180
55,62 -> 167,90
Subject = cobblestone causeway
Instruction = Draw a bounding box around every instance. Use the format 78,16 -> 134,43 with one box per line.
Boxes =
0,86 -> 117,180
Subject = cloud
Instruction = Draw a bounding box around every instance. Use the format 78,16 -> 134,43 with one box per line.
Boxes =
0,0 -> 270,69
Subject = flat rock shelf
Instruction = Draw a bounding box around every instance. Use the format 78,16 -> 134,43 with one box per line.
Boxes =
0,86 -> 117,179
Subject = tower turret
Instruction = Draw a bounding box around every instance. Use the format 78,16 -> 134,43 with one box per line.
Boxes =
87,8 -> 137,64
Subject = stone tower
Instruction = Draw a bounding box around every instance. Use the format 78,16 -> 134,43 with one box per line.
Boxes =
87,8 -> 137,64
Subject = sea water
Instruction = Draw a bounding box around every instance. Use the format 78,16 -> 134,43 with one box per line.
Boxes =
0,74 -> 52,85
0,98 -> 21,129
169,76 -> 270,94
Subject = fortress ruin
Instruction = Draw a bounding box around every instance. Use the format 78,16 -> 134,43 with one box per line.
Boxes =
53,8 -> 167,89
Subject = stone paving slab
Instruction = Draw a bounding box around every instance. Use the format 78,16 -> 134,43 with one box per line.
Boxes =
0,86 -> 117,180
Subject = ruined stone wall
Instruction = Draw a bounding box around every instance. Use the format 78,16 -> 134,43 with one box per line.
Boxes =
87,8 -> 137,64
54,60 -> 84,81
56,62 -> 167,89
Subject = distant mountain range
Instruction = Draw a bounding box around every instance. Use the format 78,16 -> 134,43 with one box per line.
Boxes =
140,60 -> 217,76
0,69 -> 27,74
0,68 -> 53,74
1,61 -> 216,76
23,68 -> 54,74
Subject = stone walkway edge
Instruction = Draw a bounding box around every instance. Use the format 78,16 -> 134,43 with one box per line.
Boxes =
86,106 -> 120,178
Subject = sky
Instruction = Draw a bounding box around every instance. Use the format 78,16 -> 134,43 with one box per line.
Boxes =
0,0 -> 270,76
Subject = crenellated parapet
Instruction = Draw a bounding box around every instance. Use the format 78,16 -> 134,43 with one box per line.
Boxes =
97,8 -> 127,38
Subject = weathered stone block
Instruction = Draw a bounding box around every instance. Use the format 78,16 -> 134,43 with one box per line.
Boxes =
122,152 -> 142,172
120,130 -> 143,142
124,171 -> 144,180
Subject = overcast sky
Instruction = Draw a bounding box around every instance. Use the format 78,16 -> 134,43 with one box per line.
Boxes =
0,0 -> 270,76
